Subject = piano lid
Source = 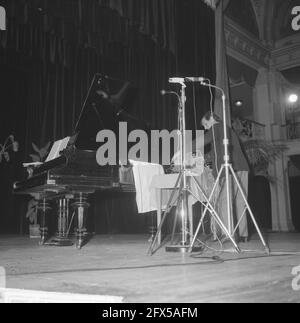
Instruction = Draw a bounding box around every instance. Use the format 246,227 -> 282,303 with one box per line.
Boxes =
74,74 -> 137,151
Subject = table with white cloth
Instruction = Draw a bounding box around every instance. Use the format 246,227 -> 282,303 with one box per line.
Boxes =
130,160 -> 217,243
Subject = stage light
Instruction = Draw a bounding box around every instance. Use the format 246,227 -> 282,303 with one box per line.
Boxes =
234,100 -> 243,107
288,94 -> 298,104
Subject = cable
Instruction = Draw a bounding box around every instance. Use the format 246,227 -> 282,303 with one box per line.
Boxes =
5,258 -> 225,278
236,250 -> 300,256
204,79 -> 220,239
182,225 -> 224,254
208,79 -> 214,115
192,83 -> 197,132
195,237 -> 224,254
206,79 -> 219,176
221,253 -> 299,262
177,97 -> 181,155
190,244 -> 300,261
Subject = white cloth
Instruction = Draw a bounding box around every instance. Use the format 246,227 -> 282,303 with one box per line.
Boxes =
130,160 -> 165,213
131,158 -> 216,214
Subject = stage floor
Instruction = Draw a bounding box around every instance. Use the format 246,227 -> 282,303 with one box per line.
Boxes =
0,233 -> 299,303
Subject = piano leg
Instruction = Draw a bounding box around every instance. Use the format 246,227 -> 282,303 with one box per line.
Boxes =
38,198 -> 51,245
73,193 -> 90,249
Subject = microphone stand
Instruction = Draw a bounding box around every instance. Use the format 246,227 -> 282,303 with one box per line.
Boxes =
148,80 -> 192,253
148,79 -> 240,255
189,82 -> 270,254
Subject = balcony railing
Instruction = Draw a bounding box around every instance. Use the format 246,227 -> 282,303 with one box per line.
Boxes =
232,117 -> 265,140
285,122 -> 300,140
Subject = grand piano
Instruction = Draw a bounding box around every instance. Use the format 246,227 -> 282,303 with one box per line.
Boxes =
13,74 -> 143,248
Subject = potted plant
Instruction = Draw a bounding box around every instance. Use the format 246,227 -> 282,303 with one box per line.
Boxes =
29,142 -> 51,163
26,142 -> 50,238
26,198 -> 40,238
0,135 -> 19,162
243,139 -> 286,172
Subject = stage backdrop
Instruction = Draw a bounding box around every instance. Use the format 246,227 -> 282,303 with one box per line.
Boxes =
0,0 -> 215,234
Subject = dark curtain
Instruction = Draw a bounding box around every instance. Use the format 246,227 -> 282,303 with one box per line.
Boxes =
288,176 -> 300,232
0,0 -> 215,234
176,0 -> 216,131
0,65 -> 29,234
248,176 -> 272,232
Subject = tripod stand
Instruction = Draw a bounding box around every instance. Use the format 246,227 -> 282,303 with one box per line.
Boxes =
189,82 -> 270,254
148,78 -> 240,255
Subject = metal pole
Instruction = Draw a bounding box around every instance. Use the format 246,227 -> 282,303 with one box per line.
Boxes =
221,93 -> 233,236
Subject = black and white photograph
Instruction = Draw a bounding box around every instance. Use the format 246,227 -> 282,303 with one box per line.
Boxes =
0,0 -> 300,305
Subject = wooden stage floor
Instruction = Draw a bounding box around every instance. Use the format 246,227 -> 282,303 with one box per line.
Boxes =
0,233 -> 299,303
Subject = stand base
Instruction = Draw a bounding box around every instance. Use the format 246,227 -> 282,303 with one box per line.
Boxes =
265,246 -> 271,255
44,237 -> 74,247
165,244 -> 203,253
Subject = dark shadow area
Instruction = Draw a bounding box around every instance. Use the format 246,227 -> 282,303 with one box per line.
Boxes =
289,176 -> 300,232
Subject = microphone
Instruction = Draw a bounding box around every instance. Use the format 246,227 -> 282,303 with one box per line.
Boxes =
168,77 -> 185,84
168,77 -> 207,84
185,77 -> 206,82
160,90 -> 180,102
160,89 -> 179,96
161,90 -> 173,95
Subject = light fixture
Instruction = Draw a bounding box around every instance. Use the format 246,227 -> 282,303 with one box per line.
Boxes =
234,100 -> 243,107
288,94 -> 298,104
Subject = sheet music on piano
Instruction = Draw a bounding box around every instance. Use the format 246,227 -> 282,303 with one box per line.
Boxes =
45,137 -> 71,162
22,137 -> 71,167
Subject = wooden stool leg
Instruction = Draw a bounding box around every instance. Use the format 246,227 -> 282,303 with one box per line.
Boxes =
38,198 -> 51,245
51,198 -> 73,246
73,193 -> 90,249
